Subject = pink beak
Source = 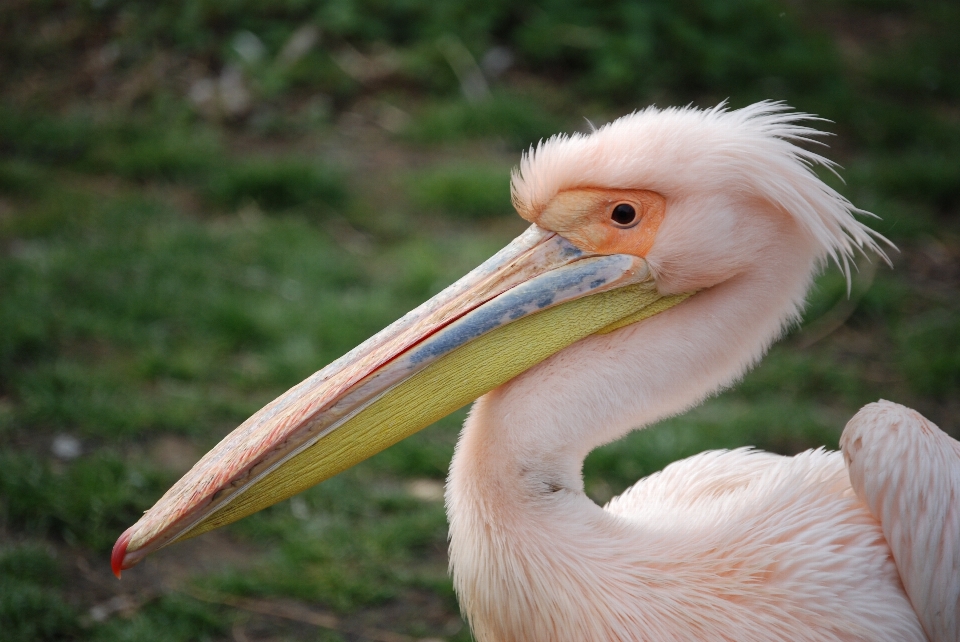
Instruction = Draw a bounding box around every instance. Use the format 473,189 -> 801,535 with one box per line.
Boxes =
112,225 -> 657,576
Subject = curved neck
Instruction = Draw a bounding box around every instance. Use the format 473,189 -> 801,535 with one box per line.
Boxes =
446,226 -> 818,641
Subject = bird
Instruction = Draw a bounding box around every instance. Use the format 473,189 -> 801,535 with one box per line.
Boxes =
111,102 -> 959,642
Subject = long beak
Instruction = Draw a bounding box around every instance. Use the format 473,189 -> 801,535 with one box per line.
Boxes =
112,225 -> 690,576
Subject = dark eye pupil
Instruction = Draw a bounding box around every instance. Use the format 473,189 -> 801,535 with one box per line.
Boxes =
611,203 -> 636,225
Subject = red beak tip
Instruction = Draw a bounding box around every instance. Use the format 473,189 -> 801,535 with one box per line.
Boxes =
111,528 -> 133,579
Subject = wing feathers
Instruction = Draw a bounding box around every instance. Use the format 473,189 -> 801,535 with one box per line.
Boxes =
842,400 -> 960,642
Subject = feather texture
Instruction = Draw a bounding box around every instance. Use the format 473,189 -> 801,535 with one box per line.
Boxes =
446,103 -> 950,641
842,401 -> 960,642
511,102 -> 890,285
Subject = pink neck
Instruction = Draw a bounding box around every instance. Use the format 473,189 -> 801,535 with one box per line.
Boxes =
446,226 -> 818,640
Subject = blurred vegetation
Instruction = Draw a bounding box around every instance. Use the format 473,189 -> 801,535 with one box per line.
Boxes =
407,163 -> 512,219
0,544 -> 79,642
1,0 -> 958,640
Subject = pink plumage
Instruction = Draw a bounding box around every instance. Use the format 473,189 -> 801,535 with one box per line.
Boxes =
113,102 -> 960,642
843,401 -> 960,642
445,104 -> 957,641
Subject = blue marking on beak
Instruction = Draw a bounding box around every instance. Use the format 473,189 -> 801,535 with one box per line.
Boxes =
407,256 -> 628,366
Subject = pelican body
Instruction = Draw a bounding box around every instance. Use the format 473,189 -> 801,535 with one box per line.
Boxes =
113,103 -> 960,642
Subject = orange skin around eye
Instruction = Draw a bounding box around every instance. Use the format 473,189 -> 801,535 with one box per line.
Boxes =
522,188 -> 666,258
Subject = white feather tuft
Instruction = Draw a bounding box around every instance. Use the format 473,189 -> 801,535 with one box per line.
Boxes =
511,101 -> 891,287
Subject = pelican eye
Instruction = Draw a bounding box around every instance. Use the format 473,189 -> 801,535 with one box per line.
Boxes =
610,203 -> 638,227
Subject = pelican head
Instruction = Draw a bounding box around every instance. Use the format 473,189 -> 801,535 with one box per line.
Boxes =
112,102 -> 883,580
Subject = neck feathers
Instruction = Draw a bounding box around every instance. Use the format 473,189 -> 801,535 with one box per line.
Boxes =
447,221 -> 818,640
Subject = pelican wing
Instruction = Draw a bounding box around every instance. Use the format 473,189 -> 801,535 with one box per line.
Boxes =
841,400 -> 960,642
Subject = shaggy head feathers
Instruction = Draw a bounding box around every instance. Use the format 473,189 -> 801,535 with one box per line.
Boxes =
511,102 -> 888,281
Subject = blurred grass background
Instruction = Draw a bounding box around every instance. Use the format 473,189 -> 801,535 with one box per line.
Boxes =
1,1 -> 958,640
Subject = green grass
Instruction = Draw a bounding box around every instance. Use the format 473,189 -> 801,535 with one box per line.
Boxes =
212,488 -> 447,611
0,544 -> 79,642
0,170 -> 512,638
403,93 -> 569,149
205,158 -> 348,211
0,107 -> 347,216
407,163 -> 513,219
584,397 -> 849,502
88,596 -> 226,642
0,107 -> 219,179
898,310 -> 960,399
0,451 -> 170,551
0,1 -> 957,640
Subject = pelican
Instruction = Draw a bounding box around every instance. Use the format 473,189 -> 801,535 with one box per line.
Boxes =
112,102 -> 959,641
